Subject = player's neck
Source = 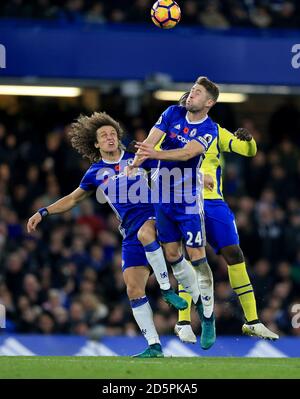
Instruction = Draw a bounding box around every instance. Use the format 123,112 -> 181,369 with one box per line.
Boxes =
101,149 -> 122,162
187,110 -> 208,122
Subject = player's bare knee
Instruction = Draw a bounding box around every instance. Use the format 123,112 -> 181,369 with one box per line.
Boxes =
137,227 -> 146,245
221,245 -> 244,265
161,242 -> 182,263
137,225 -> 155,246
126,284 -> 145,300
165,250 -> 182,264
186,246 -> 206,262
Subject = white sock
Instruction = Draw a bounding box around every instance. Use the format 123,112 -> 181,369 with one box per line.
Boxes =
191,258 -> 214,318
170,255 -> 200,304
144,241 -> 171,290
130,296 -> 160,345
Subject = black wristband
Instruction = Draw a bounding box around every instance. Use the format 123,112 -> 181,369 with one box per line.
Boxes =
38,207 -> 49,218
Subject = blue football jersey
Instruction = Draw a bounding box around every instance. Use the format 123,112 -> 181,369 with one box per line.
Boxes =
79,150 -> 155,238
154,105 -> 218,203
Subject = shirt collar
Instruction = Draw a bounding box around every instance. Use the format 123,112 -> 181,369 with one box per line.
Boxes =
185,114 -> 208,125
102,150 -> 124,164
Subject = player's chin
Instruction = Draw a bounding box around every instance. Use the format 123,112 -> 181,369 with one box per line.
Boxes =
186,104 -> 198,113
104,144 -> 118,152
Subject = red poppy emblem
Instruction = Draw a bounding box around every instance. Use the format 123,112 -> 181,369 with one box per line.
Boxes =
115,164 -> 120,172
183,127 -> 189,135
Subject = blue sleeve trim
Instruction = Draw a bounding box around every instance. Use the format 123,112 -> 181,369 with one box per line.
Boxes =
79,184 -> 92,191
229,139 -> 233,152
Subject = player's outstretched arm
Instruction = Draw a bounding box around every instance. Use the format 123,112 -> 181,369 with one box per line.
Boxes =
130,127 -> 165,169
27,187 -> 92,233
219,126 -> 257,157
135,139 -> 205,162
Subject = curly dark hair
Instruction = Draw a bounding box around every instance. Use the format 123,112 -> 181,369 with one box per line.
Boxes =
69,112 -> 124,163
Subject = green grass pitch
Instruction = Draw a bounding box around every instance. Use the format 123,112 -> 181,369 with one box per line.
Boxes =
0,357 -> 300,379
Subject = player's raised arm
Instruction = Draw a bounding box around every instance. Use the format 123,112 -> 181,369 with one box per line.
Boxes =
219,126 -> 257,157
130,126 -> 165,169
145,126 -> 166,147
135,138 -> 206,162
129,106 -> 176,170
27,187 -> 92,233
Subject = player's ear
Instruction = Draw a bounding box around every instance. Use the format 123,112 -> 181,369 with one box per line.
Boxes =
206,98 -> 215,108
94,130 -> 100,148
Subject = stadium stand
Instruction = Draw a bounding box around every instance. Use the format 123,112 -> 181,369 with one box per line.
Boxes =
0,92 -> 299,338
0,0 -> 299,29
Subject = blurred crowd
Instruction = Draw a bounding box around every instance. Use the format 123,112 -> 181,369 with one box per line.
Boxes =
0,0 -> 299,29
0,91 -> 299,340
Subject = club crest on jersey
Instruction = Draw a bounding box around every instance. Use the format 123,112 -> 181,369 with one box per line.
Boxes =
127,158 -> 134,166
189,128 -> 197,137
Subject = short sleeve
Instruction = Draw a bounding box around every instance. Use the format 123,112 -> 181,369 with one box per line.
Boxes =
193,135 -> 209,151
153,106 -> 175,133
79,168 -> 96,192
193,129 -> 217,152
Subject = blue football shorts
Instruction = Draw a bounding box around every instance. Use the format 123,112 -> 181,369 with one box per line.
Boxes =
204,199 -> 239,253
154,201 -> 206,248
121,213 -> 155,272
